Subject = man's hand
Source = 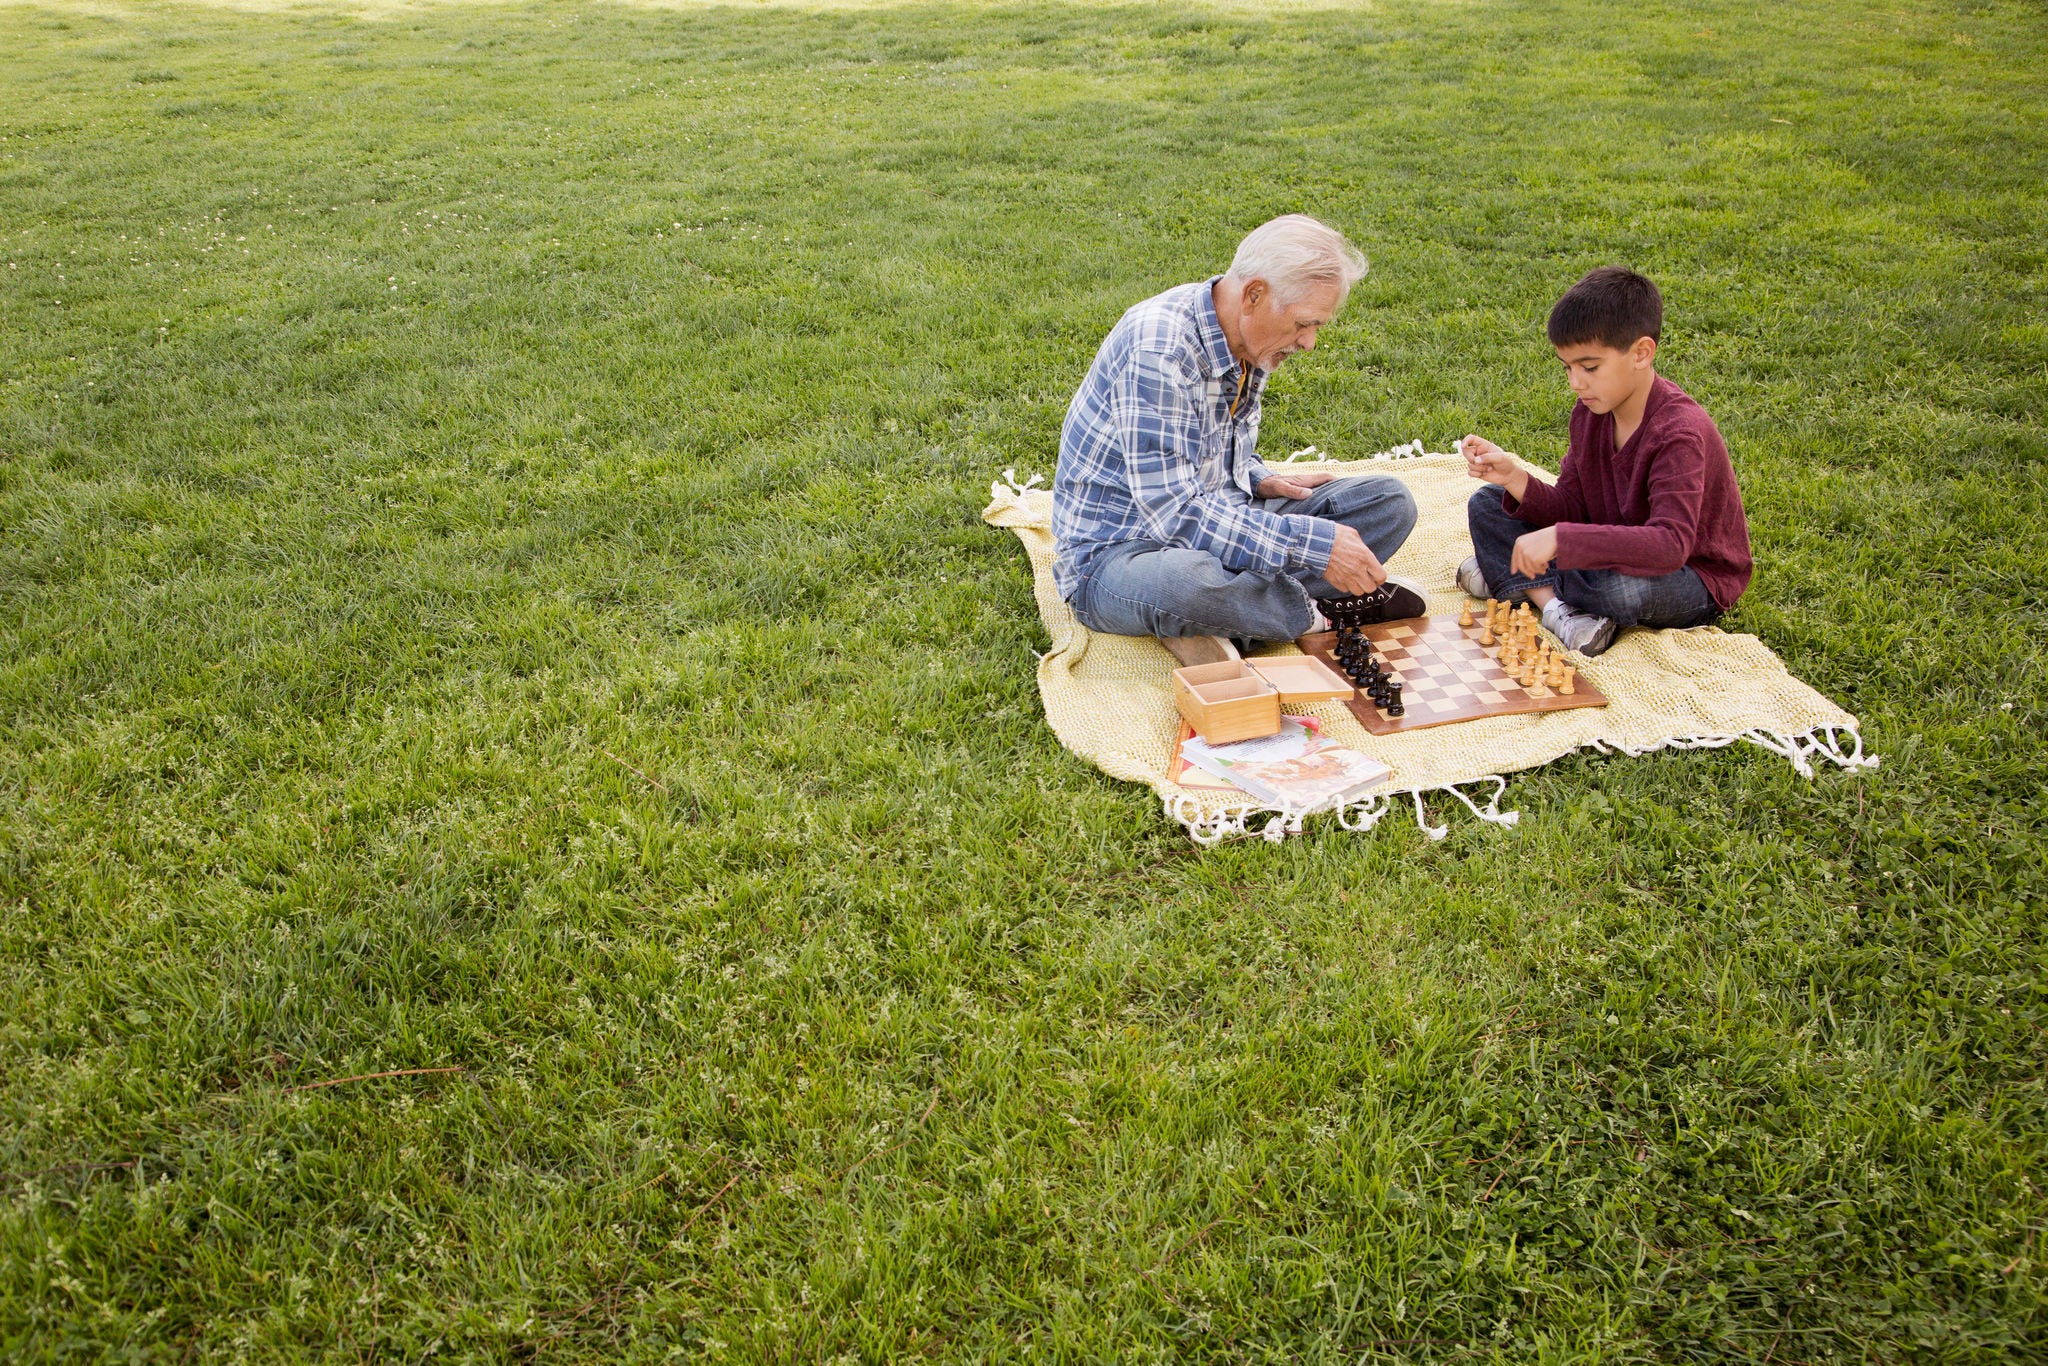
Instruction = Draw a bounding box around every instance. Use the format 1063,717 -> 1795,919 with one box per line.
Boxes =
1511,526 -> 1559,579
1460,434 -> 1530,501
1256,470 -> 1336,502
1323,524 -> 1388,595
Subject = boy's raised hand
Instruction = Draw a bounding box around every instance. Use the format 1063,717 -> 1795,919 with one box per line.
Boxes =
1459,434 -> 1513,482
1459,434 -> 1530,501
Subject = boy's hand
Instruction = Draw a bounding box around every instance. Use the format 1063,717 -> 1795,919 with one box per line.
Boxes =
1510,526 -> 1559,579
1256,470 -> 1336,501
1460,434 -> 1531,500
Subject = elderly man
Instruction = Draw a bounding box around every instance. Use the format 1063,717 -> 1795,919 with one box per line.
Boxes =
1053,215 -> 1422,655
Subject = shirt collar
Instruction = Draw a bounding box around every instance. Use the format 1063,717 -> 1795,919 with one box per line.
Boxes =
1643,373 -> 1676,422
1196,277 -> 1251,384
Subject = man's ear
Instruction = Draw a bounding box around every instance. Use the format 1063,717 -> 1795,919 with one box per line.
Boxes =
1631,335 -> 1658,368
1243,279 -> 1267,309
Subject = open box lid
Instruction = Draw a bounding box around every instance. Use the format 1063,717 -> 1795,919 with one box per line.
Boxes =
1247,655 -> 1354,703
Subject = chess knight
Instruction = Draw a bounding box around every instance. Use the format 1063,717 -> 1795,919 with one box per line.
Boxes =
1050,215 -> 1425,661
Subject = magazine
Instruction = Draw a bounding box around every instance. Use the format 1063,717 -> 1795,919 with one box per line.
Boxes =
1170,721 -> 1248,794
1176,715 -> 1391,814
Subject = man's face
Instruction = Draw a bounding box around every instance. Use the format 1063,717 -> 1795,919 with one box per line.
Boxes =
1554,337 -> 1655,413
1239,278 -> 1344,372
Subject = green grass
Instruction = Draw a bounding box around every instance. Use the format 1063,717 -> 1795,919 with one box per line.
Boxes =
2,0 -> 2044,1359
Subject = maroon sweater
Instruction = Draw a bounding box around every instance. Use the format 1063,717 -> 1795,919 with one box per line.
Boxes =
1504,375 -> 1753,609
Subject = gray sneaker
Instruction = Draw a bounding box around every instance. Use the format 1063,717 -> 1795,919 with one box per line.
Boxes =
1540,597 -> 1618,656
1455,555 -> 1490,601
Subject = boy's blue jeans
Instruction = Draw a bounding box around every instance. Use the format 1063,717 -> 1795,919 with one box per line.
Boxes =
1068,476 -> 1418,643
1466,486 -> 1720,629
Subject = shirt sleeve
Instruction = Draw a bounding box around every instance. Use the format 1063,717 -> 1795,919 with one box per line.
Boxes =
1240,453 -> 1276,495
1503,456 -> 1588,528
1112,348 -> 1335,575
1554,435 -> 1707,576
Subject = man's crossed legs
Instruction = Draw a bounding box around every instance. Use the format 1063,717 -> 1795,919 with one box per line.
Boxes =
1068,476 -> 1418,644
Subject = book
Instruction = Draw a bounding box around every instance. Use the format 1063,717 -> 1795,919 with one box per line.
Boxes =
1170,721 -> 1247,794
1175,715 -> 1391,814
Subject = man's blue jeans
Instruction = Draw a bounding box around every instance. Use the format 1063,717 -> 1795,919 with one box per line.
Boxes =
1067,476 -> 1418,642
1466,486 -> 1720,629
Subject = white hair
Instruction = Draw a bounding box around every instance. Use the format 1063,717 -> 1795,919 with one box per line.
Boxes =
1226,214 -> 1368,306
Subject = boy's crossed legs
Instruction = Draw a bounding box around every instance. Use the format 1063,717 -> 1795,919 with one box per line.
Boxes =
1464,487 -> 1718,654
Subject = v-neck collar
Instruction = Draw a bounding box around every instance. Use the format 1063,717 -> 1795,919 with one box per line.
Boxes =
1610,374 -> 1673,454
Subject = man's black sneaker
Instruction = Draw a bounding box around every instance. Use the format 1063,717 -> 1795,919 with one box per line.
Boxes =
1319,577 -> 1427,631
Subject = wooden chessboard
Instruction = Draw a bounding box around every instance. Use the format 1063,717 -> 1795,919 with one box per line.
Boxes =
1300,616 -> 1609,735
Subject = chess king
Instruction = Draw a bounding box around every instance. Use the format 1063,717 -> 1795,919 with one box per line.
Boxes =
1050,215 -> 1425,656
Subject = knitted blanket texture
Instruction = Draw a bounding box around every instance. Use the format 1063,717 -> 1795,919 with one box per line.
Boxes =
984,447 -> 1876,842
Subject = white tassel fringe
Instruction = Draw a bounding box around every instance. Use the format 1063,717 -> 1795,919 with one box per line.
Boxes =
1579,723 -> 1879,776
1167,777 -> 1516,845
1164,724 -> 1874,845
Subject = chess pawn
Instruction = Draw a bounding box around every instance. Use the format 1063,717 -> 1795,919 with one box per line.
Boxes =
1478,618 -> 1494,645
1459,604 -> 1474,628
1519,662 -> 1537,688
1546,660 -> 1565,690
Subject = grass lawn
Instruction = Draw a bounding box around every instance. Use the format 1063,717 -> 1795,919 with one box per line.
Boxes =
3,0 -> 2045,1358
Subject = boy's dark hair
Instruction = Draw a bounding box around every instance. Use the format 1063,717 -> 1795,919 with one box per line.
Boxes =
1547,266 -> 1663,350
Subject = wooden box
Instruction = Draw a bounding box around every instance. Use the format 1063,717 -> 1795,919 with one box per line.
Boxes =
1172,660 -> 1281,745
1245,655 -> 1354,703
1173,653 -> 1359,745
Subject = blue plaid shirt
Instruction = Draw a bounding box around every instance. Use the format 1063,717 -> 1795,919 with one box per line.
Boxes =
1051,279 -> 1336,599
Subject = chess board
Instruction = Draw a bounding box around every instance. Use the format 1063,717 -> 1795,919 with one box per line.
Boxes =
1300,616 -> 1609,735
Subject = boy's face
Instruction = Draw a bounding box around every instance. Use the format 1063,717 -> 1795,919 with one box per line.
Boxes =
1554,335 -> 1657,414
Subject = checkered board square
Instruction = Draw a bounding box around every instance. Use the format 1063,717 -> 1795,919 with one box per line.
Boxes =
1299,616 -> 1609,735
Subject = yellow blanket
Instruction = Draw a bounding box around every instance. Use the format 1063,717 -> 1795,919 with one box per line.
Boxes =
984,449 -> 1877,841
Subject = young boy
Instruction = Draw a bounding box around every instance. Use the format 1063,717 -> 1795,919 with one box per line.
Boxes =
1456,266 -> 1751,656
